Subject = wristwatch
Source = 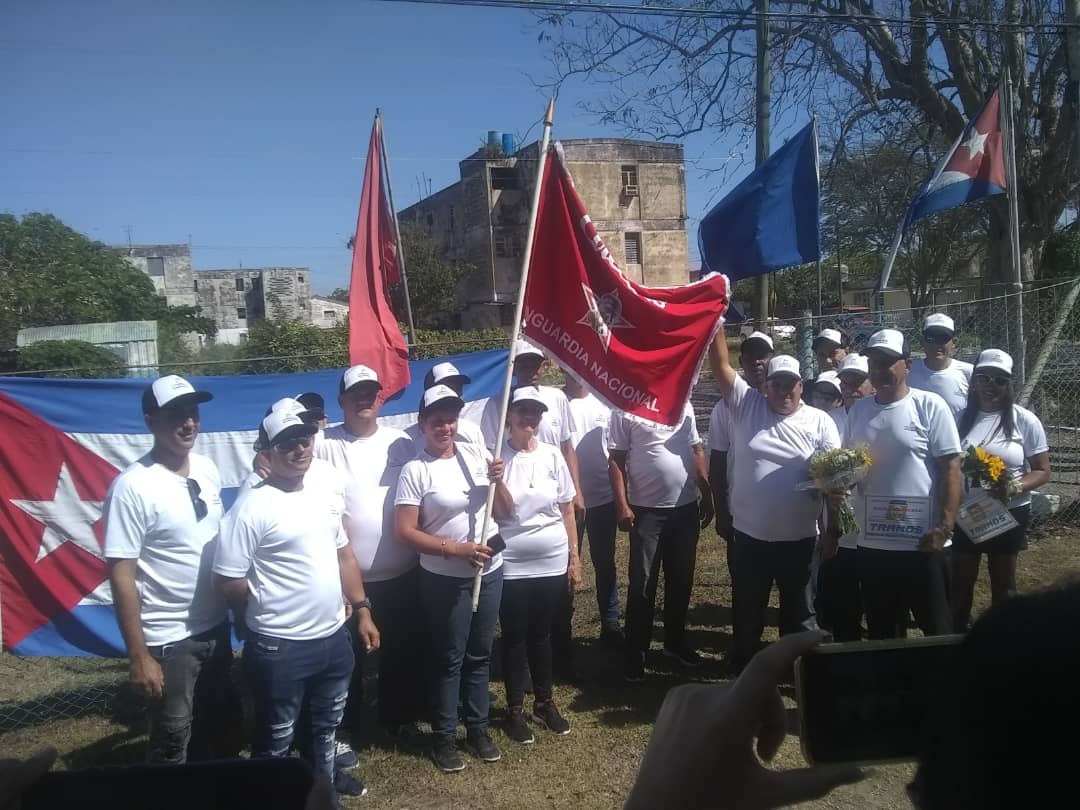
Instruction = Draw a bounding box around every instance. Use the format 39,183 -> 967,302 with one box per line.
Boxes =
937,526 -> 954,543
353,598 -> 373,612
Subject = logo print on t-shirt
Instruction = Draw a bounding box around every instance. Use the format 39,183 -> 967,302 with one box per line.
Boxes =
578,285 -> 634,352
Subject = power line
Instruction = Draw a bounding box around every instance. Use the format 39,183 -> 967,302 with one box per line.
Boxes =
376,0 -> 1076,33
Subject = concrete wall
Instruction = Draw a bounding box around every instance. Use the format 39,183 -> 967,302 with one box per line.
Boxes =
310,296 -> 349,328
117,245 -> 197,309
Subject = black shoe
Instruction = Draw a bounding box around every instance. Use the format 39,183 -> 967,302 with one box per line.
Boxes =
600,624 -> 625,647
430,735 -> 465,773
663,645 -> 705,667
466,728 -> 502,762
333,770 -> 368,797
506,707 -> 535,744
624,654 -> 646,683
531,700 -> 571,735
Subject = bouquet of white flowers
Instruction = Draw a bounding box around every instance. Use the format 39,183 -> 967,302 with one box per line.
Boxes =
797,445 -> 873,535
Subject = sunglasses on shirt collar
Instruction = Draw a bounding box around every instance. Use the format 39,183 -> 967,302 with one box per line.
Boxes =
975,372 -> 1011,388
187,479 -> 208,521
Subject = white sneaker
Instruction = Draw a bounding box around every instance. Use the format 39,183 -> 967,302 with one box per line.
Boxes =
334,740 -> 359,770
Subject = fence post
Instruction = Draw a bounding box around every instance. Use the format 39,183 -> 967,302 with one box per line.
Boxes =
799,310 -> 814,377
1019,278 -> 1080,407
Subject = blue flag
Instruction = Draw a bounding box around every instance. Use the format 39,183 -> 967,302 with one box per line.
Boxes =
698,120 -> 820,281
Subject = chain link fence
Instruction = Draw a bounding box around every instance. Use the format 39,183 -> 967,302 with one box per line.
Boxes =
3,281 -> 1080,735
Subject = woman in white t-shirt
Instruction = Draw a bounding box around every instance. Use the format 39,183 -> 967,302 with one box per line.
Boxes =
951,349 -> 1051,631
496,387 -> 580,744
394,385 -> 514,773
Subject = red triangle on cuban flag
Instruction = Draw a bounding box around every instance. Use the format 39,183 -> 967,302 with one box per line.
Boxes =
0,393 -> 121,652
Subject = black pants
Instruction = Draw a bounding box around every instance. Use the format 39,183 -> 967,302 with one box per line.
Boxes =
501,574 -> 565,707
344,566 -> 427,732
857,548 -> 953,639
729,532 -> 816,670
816,547 -> 863,642
625,502 -> 700,660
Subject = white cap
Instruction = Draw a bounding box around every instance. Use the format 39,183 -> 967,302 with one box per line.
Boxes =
741,331 -> 774,351
513,338 -> 545,360
260,408 -> 317,448
424,361 -> 471,389
837,353 -> 869,377
865,329 -> 907,359
814,370 -> 842,395
340,365 -> 381,392
813,328 -> 844,349
421,384 -> 465,412
923,313 -> 956,335
268,397 -> 307,417
509,386 -> 548,411
766,355 -> 802,381
975,349 -> 1014,377
143,374 -> 212,413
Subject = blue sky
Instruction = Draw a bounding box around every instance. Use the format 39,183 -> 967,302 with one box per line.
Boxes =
3,0 -> 791,294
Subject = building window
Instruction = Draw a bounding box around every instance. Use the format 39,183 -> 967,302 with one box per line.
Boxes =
494,235 -> 508,258
449,205 -> 456,229
490,167 -> 519,190
146,257 -> 164,276
298,273 -> 304,283
323,310 -> 336,320
621,165 -> 639,194
624,232 -> 642,264
511,235 -> 524,258
235,278 -> 245,291
193,279 -> 198,291
499,304 -> 516,326
426,212 -> 435,228
237,307 -> 247,320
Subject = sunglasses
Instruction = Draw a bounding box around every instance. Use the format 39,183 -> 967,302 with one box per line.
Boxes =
975,372 -> 1010,387
922,331 -> 953,345
274,435 -> 313,453
186,479 -> 208,521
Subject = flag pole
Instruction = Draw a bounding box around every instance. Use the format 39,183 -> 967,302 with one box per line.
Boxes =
1001,70 -> 1026,386
471,98 -> 555,612
376,109 -> 418,352
875,221 -> 905,313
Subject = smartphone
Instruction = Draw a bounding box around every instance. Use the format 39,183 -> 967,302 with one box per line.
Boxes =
795,635 -> 963,765
487,533 -> 507,554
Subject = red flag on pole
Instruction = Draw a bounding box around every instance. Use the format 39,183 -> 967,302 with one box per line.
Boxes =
522,145 -> 729,426
348,118 -> 410,396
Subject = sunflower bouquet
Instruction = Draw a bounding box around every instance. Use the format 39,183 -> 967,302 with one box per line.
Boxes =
962,445 -> 1015,503
799,445 -> 873,535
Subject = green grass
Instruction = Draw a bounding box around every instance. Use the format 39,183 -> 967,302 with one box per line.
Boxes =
2,530 -> 1078,809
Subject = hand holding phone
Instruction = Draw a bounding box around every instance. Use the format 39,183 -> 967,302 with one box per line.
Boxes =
627,631 -> 865,810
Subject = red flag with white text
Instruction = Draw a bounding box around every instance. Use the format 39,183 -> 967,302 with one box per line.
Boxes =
348,118 -> 410,396
522,145 -> 729,426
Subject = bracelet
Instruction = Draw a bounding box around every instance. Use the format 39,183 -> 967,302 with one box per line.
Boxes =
440,540 -> 447,558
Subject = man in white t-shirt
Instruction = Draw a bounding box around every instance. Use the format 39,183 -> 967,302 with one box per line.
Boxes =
842,329 -> 962,639
314,364 -> 422,744
907,313 -> 973,418
104,375 -> 239,764
707,338 -> 840,672
296,391 -> 329,432
214,409 -> 380,798
815,353 -> 875,641
404,362 -> 486,448
610,401 -> 713,680
708,331 -> 773,575
564,373 -> 621,641
813,328 -> 849,372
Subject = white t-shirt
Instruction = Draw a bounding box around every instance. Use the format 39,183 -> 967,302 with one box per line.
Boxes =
497,442 -> 576,580
315,425 -> 417,583
213,461 -> 349,641
394,442 -> 502,578
567,393 -> 613,508
908,359 -> 973,418
707,398 -> 736,485
726,377 -> 841,542
103,453 -> 227,647
960,406 -> 1048,509
404,416 -> 486,452
481,385 -> 577,450
830,406 -> 848,445
845,388 -> 962,551
608,402 -> 702,509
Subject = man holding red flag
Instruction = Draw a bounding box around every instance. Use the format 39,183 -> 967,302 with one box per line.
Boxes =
349,116 -> 410,397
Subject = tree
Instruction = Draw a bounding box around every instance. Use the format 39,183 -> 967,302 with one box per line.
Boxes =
328,287 -> 350,302
17,340 -> 126,378
539,1 -> 1076,281
239,319 -> 347,373
1042,223 -> 1080,279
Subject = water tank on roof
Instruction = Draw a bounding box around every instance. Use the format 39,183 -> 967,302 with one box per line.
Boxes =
487,131 -> 502,150
501,133 -> 515,155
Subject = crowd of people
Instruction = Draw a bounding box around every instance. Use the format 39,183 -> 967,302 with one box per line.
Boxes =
100,313 -> 1053,804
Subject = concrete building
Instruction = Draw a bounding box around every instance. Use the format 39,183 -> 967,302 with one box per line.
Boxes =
310,295 -> 349,328
398,137 -> 689,329
117,245 -> 197,309
195,267 -> 311,344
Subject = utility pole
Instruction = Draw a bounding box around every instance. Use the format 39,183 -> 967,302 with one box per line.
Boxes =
754,0 -> 771,327
1067,0 -> 1080,169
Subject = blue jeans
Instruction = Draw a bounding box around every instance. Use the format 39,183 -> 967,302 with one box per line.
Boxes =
420,566 -> 503,738
242,625 -> 354,785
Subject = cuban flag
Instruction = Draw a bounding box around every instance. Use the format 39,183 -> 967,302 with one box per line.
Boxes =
878,88 -> 1007,291
0,350 -> 505,657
